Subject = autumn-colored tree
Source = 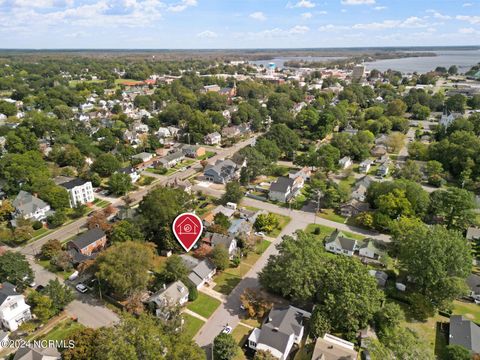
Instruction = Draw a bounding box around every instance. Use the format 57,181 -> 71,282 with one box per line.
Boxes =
87,211 -> 111,232
240,288 -> 273,319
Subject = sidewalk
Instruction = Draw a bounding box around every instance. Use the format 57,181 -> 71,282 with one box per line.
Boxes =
199,285 -> 227,303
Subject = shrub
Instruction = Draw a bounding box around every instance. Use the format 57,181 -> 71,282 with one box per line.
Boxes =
32,221 -> 43,230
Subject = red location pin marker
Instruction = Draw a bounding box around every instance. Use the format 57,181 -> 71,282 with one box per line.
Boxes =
172,212 -> 203,252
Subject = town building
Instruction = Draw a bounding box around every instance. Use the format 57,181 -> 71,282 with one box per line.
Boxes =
0,282 -> 31,331
56,178 -> 94,208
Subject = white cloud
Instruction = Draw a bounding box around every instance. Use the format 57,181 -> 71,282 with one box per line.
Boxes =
168,0 -> 197,12
289,25 -> 309,34
341,0 -> 375,5
238,25 -> 310,39
318,24 -> 349,31
459,27 -> 476,34
318,10 -> 327,15
287,0 -> 315,9
353,16 -> 429,30
374,6 -> 386,10
249,11 -> 266,21
426,9 -> 451,20
456,15 -> 480,24
463,2 -> 473,7
196,30 -> 217,38
301,12 -> 312,19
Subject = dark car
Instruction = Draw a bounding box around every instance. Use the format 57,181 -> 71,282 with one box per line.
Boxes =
35,285 -> 45,292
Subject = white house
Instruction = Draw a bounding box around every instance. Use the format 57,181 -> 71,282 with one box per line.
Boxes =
338,156 -> 353,169
118,167 -> 140,183
248,306 -> 310,360
204,132 -> 222,145
57,178 -> 94,208
358,239 -> 385,260
268,176 -> 304,203
324,229 -> 358,257
359,159 -> 373,174
147,280 -> 189,319
12,191 -> 52,225
0,282 -> 31,331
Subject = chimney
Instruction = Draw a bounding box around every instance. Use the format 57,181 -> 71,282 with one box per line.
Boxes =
273,327 -> 279,332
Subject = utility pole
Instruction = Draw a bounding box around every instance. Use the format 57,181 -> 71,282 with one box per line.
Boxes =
313,190 -> 322,225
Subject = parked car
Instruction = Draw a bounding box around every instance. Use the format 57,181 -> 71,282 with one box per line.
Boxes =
75,283 -> 88,293
35,285 -> 45,292
222,326 -> 232,335
68,271 -> 79,281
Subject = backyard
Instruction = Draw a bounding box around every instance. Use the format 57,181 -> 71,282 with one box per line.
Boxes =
37,318 -> 85,342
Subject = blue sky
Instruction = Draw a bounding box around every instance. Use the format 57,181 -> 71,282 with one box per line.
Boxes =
0,0 -> 479,48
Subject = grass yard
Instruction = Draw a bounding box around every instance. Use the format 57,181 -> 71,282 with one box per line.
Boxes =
198,151 -> 216,160
187,293 -> 221,319
268,213 -> 291,238
214,272 -> 242,295
305,223 -> 366,242
38,319 -> 84,341
452,300 -> 480,323
38,259 -> 75,280
182,313 -> 205,339
232,324 -> 251,360
164,168 -> 178,176
317,209 -> 346,224
338,175 -> 356,192
137,175 -> 155,186
93,198 -> 111,208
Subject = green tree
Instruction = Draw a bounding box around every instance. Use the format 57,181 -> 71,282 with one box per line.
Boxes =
395,160 -> 423,182
445,345 -> 471,360
316,256 -> 384,336
213,333 -> 238,360
162,255 -> 190,283
40,239 -> 62,260
210,245 -> 230,271
265,124 -> 300,158
108,172 -> 133,196
377,327 -> 434,360
96,241 -> 156,299
62,328 -> 101,360
254,350 -> 277,360
254,213 -> 279,233
110,220 -> 144,243
309,307 -> 331,339
412,103 -> 431,120
374,302 -> 404,334
43,278 -> 75,312
386,99 -> 407,116
397,224 -> 471,308
446,94 -> 467,113
27,291 -> 55,323
317,144 -> 340,174
429,187 -> 475,230
53,104 -> 74,120
0,251 -> 33,289
92,154 -> 121,177
221,181 -> 243,205
259,231 -> 327,302
214,212 -> 231,231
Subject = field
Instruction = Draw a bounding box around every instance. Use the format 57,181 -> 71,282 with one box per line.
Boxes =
182,313 -> 205,340
187,293 -> 221,319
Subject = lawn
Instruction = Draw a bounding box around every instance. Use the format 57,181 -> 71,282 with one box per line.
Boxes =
268,213 -> 291,238
198,151 -> 216,160
338,175 -> 356,192
137,175 -> 155,186
305,223 -> 365,242
214,272 -> 242,295
452,300 -> 480,323
187,293 -> 221,319
38,319 -> 84,341
232,324 -> 251,360
182,313 -> 205,339
317,209 -> 346,224
38,259 -> 75,280
93,198 -> 111,208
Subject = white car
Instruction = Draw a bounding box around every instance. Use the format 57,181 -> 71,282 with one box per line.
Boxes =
255,232 -> 265,237
75,283 -> 88,293
222,326 -> 232,335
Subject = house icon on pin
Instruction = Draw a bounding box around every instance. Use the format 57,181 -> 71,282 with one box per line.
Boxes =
176,217 -> 199,235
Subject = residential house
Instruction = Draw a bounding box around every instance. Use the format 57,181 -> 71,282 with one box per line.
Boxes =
159,151 -> 185,168
449,315 -> 480,354
67,228 -> 107,256
338,156 -> 353,169
202,232 -> 237,258
180,255 -> 216,289
359,159 -> 373,174
288,167 -> 311,181
359,239 -> 385,260
0,282 -> 31,331
157,127 -> 171,139
371,145 -> 387,158
341,125 -> 358,136
339,199 -> 370,218
132,152 -> 153,164
147,280 -> 189,318
204,159 -> 238,184
56,178 -> 94,208
351,176 -> 374,202
311,333 -> 358,360
12,191 -> 53,226
269,176 -> 304,203
248,305 -> 311,360
204,132 -> 222,145
167,178 -> 192,194
202,84 -> 221,93
13,346 -> 60,360
181,145 -> 206,158
228,218 -> 252,237
440,111 -> 462,128
222,126 -> 241,139
118,166 -> 140,183
324,229 -> 358,257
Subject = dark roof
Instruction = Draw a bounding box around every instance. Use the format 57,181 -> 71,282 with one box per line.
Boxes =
449,315 -> 480,353
69,228 -> 105,250
118,166 -> 135,174
258,306 -> 309,354
13,346 -> 60,360
0,282 -> 18,305
270,177 -> 295,193
205,232 -> 235,248
59,178 -> 89,190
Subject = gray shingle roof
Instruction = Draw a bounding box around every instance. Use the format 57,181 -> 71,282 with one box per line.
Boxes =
269,177 -> 294,193
449,315 -> 480,353
0,282 -> 18,305
148,280 -> 188,306
69,228 -> 105,250
13,191 -> 49,215
58,178 -> 90,190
